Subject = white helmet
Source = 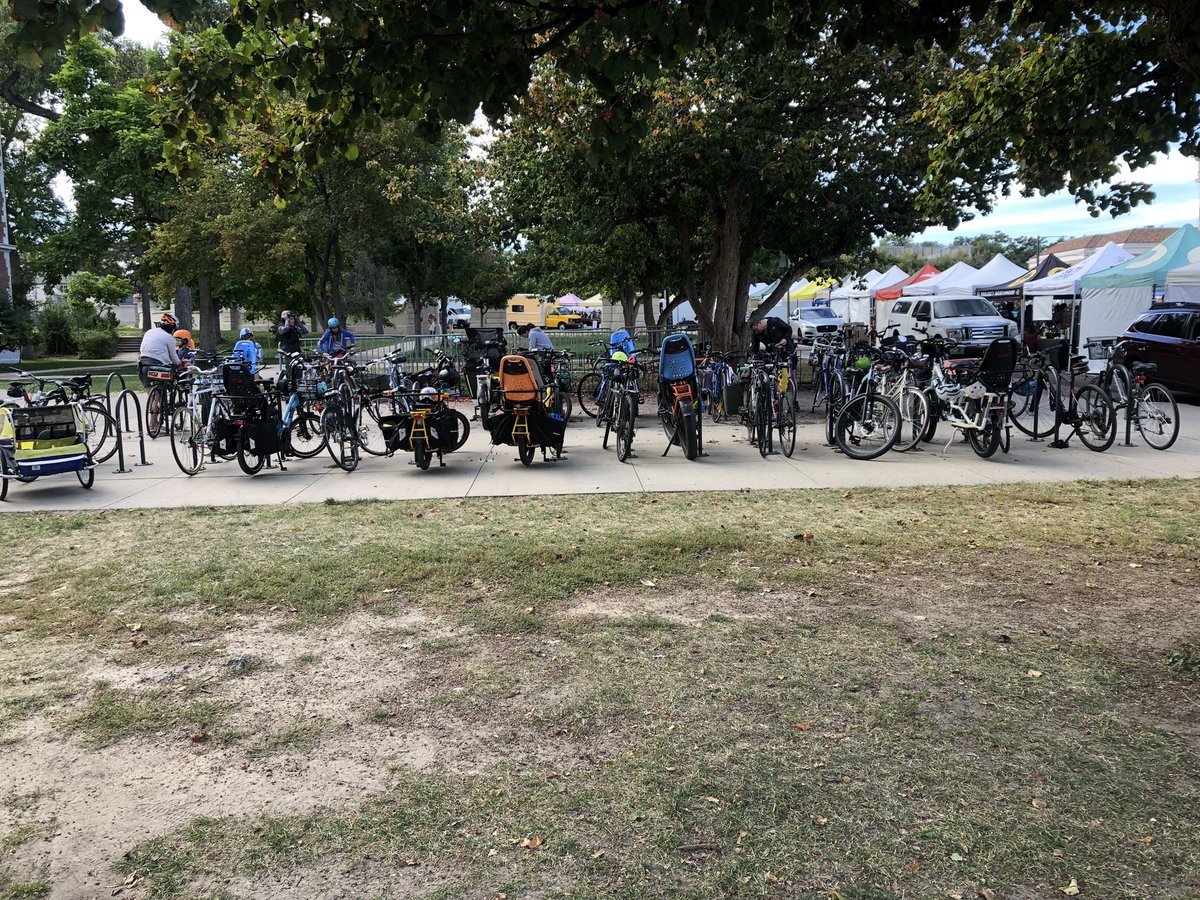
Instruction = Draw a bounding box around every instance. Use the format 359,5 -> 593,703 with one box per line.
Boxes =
963,381 -> 988,401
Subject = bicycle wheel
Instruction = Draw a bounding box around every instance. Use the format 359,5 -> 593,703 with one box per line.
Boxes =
756,386 -> 773,458
478,380 -> 491,423
81,401 -> 118,464
1136,383 -> 1179,451
1074,383 -> 1116,452
286,411 -> 326,458
237,430 -> 266,475
660,399 -> 679,446
745,384 -> 757,444
1009,372 -> 1057,438
602,391 -> 616,449
834,394 -> 900,461
170,407 -> 205,475
824,373 -> 845,445
560,392 -> 573,423
577,372 -> 602,419
413,438 -> 432,470
77,456 -> 95,489
678,401 -> 699,460
777,393 -> 797,457
921,389 -> 940,443
966,411 -> 1003,459
447,409 -> 471,450
355,399 -> 390,456
323,406 -> 360,471
894,387 -> 931,453
517,435 -> 535,466
146,385 -> 166,438
616,394 -> 636,463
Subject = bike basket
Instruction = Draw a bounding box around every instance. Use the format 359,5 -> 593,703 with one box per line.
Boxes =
145,366 -> 174,382
295,375 -> 324,401
357,372 -> 392,395
1086,337 -> 1117,360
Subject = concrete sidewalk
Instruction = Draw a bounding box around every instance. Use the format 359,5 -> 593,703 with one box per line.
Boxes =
3,400 -> 1197,511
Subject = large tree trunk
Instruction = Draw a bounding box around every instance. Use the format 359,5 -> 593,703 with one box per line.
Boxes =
411,288 -> 424,335
641,290 -> 656,331
174,286 -> 194,332
373,302 -> 385,335
140,286 -> 151,332
229,304 -> 241,334
305,242 -> 329,329
198,276 -> 218,352
619,284 -> 638,329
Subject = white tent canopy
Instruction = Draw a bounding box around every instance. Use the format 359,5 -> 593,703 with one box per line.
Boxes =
903,260 -> 979,296
830,270 -> 883,300
968,254 -> 1026,293
830,269 -> 884,323
1023,241 -> 1133,296
867,265 -> 910,298
1166,259 -> 1200,303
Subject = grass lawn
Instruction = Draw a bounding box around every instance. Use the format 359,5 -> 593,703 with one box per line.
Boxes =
0,481 -> 1197,898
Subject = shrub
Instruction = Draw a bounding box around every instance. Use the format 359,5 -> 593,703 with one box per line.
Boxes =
75,328 -> 119,359
36,304 -> 76,356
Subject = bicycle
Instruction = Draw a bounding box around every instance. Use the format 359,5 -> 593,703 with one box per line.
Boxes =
1046,353 -> 1117,452
657,333 -> 704,460
831,348 -> 901,460
604,356 -> 645,463
1085,339 -> 1180,451
145,365 -> 188,439
921,336 -> 1017,458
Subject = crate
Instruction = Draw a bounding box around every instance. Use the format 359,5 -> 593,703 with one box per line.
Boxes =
1086,337 -> 1117,360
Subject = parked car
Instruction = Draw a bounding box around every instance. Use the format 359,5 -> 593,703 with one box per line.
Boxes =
886,294 -> 1017,342
445,305 -> 472,329
1111,301 -> 1200,393
790,306 -> 844,343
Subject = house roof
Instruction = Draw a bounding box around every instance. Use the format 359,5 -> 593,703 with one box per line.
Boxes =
1043,228 -> 1178,256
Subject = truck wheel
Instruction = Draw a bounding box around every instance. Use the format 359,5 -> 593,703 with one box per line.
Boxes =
557,323 -> 567,330
508,322 -> 517,330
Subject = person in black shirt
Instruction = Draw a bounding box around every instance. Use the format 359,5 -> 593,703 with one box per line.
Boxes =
277,310 -> 308,355
750,315 -> 795,355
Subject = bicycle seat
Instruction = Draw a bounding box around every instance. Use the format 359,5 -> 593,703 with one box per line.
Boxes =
1130,362 -> 1157,376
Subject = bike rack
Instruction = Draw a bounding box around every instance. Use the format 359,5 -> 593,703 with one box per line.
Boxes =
1118,368 -> 1136,448
105,372 -> 131,432
111,389 -> 153,472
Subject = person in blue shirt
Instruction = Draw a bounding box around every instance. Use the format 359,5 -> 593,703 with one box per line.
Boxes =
318,317 -> 356,355
232,326 -> 265,375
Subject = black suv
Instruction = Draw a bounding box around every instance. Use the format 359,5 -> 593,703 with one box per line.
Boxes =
1112,301 -> 1200,393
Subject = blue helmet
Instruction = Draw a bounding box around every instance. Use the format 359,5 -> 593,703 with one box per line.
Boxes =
239,326 -> 253,338
327,317 -> 340,329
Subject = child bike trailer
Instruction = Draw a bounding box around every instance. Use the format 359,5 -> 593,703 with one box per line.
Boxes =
0,405 -> 95,500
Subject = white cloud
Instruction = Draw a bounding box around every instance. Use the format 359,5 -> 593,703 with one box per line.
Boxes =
918,147 -> 1200,243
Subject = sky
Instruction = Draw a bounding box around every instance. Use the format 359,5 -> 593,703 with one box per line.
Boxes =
118,3 -> 1200,248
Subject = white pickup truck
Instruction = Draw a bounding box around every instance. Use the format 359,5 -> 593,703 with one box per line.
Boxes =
886,294 -> 1017,342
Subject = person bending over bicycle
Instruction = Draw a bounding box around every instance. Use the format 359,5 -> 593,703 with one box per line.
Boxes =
749,315 -> 795,357
318,317 -> 356,355
139,312 -> 181,388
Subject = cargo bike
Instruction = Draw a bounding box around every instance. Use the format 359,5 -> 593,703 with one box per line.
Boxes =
483,354 -> 566,466
0,404 -> 95,500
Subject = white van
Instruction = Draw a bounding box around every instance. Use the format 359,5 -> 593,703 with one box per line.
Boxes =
887,295 -> 1017,342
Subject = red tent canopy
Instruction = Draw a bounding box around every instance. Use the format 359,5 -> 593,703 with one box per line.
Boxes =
874,263 -> 940,301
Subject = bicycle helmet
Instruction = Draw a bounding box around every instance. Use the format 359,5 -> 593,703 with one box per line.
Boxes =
420,386 -> 437,396
160,312 -> 178,329
611,351 -> 629,363
239,326 -> 253,338
963,380 -> 987,400
327,317 -> 340,329
853,355 -> 872,371
173,329 -> 195,349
